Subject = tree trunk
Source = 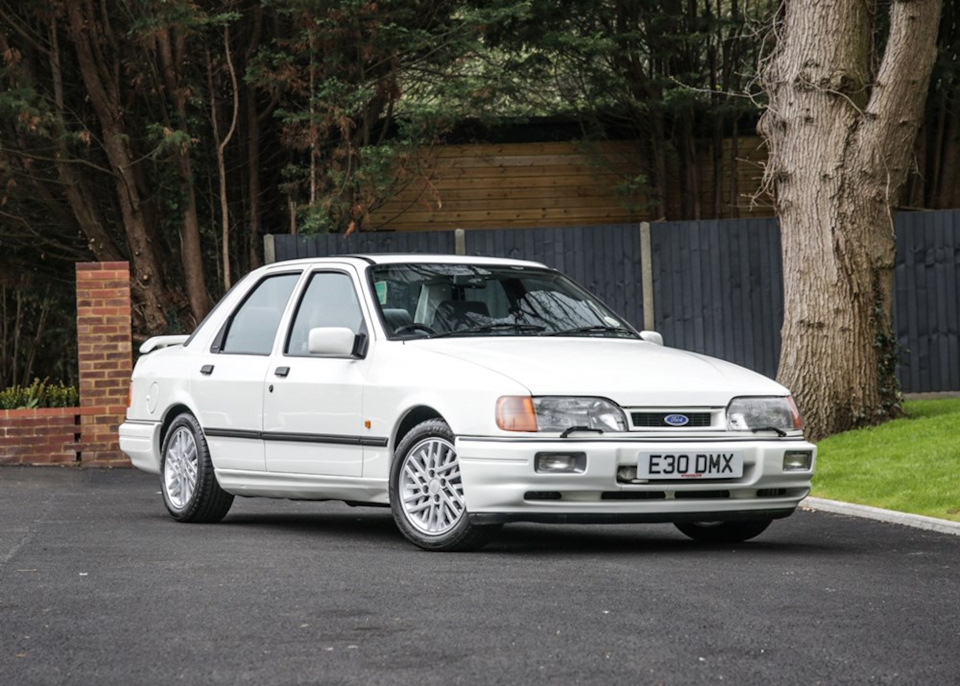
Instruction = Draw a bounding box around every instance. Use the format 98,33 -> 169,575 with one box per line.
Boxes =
208,27 -> 240,291
156,27 -> 211,325
936,112 -> 959,208
679,106 -> 701,219
245,3 -> 265,270
759,0 -> 941,439
650,114 -> 670,220
46,16 -> 123,262
65,0 -> 169,334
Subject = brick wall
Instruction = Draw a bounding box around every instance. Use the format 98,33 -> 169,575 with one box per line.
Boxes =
0,408 -> 81,465
76,262 -> 133,467
0,262 -> 133,467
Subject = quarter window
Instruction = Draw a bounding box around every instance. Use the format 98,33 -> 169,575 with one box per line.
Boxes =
220,273 -> 300,355
287,272 -> 364,355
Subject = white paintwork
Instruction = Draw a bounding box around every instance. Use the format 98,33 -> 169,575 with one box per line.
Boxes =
263,355 -> 367,477
308,327 -> 356,356
639,330 -> 663,346
119,254 -> 816,524
139,335 -> 189,354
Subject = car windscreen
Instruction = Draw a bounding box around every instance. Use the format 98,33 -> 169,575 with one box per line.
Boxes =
369,263 -> 637,340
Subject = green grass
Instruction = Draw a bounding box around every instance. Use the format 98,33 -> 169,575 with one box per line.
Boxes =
812,397 -> 960,522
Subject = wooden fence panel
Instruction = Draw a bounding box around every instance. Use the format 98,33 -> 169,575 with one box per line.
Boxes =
367,139 -> 772,232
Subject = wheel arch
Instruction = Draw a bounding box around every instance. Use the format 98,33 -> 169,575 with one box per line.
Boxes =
159,403 -> 195,451
392,405 -> 446,456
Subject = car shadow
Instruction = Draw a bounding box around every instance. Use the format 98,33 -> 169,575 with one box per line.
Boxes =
208,506 -> 840,557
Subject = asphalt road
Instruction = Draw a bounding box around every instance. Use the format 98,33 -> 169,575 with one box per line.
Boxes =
1,468 -> 958,685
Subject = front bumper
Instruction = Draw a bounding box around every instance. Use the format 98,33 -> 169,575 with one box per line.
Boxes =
456,436 -> 815,524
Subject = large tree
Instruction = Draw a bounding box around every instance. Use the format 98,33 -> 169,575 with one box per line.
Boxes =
759,0 -> 942,439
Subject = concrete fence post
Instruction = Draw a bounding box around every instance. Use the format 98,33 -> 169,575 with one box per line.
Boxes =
639,222 -> 655,331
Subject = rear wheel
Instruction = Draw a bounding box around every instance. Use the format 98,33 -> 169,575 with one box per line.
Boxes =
389,419 -> 500,551
674,519 -> 772,543
160,412 -> 234,523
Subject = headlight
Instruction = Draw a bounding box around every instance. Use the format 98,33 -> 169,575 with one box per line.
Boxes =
726,396 -> 802,432
496,396 -> 627,433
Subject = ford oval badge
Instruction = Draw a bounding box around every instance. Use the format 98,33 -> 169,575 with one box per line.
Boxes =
664,414 -> 690,427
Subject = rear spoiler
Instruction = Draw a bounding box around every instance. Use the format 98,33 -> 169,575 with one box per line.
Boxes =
139,335 -> 189,354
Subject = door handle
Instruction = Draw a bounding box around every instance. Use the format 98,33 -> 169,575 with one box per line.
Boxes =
200,364 -> 214,375
274,366 -> 290,378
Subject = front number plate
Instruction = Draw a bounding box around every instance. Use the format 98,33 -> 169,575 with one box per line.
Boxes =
637,451 -> 744,479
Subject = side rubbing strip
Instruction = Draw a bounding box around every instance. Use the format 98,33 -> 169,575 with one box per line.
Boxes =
204,427 -> 387,448
203,428 -> 261,440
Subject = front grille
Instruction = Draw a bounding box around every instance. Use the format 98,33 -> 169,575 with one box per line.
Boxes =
631,412 -> 712,428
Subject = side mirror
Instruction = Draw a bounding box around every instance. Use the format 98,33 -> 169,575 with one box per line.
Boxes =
639,330 -> 663,346
308,327 -> 358,356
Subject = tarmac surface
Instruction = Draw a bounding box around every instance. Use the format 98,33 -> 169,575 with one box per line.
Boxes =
2,467 -> 959,685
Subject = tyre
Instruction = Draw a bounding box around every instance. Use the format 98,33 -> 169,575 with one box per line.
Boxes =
675,519 -> 772,543
389,418 -> 500,551
160,412 -> 234,523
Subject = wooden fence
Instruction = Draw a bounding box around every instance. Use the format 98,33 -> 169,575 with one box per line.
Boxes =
366,139 -> 772,231
267,209 -> 960,394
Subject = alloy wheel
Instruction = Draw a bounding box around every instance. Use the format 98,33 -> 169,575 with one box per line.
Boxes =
398,437 -> 465,535
163,426 -> 199,510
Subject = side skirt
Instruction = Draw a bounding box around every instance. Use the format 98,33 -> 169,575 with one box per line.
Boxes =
214,468 -> 389,504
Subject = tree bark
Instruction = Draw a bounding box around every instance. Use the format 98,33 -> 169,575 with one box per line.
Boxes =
156,27 -> 211,325
759,0 -> 941,439
244,2 -> 265,270
46,16 -> 123,262
208,27 -> 240,290
64,0 -> 169,334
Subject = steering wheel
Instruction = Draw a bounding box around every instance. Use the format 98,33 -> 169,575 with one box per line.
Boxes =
394,323 -> 436,336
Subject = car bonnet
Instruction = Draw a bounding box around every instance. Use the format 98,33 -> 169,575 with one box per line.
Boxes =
416,337 -> 787,407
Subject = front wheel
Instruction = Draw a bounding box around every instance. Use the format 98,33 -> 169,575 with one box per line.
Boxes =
674,519 -> 772,543
389,419 -> 500,551
160,412 -> 234,523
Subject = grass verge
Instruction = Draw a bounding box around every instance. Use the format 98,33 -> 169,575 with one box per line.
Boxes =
812,397 -> 960,522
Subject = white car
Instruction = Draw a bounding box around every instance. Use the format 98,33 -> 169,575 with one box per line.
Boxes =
120,254 -> 816,551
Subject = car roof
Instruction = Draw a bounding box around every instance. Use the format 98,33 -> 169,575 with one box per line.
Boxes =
264,253 -> 550,270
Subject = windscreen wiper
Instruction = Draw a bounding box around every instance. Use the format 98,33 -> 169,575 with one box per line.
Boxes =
545,325 -> 635,337
428,323 -> 546,338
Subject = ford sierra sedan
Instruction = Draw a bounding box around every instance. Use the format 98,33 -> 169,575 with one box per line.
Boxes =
119,254 -> 816,551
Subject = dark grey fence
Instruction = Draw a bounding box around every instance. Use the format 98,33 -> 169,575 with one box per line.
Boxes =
268,209 -> 960,393
650,218 -> 784,381
895,211 -> 960,392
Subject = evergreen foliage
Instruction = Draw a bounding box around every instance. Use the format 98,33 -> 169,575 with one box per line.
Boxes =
0,379 -> 80,410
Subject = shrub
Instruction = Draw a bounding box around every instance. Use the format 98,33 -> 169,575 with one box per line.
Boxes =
0,379 -> 80,410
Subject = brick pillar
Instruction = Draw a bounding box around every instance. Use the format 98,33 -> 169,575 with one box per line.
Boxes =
76,262 -> 132,467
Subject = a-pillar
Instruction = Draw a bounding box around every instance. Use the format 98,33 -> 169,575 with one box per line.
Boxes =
76,262 -> 132,466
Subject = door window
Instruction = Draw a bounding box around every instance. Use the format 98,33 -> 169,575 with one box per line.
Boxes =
219,273 -> 300,355
286,272 -> 365,355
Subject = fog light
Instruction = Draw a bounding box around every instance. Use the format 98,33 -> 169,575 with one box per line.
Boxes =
535,452 -> 586,473
783,450 -> 813,471
617,466 -> 638,481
